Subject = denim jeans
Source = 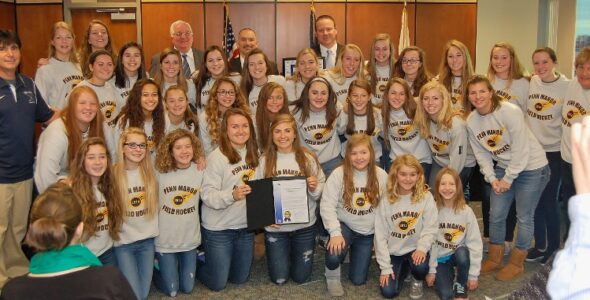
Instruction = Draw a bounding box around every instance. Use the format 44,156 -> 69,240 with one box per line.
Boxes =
113,238 -> 155,300
489,165 -> 550,250
325,223 -> 374,285
380,250 -> 430,298
533,152 -> 561,255
433,247 -> 470,300
98,247 -> 117,267
560,160 -> 575,242
197,228 -> 254,291
265,225 -> 317,284
153,250 -> 197,296
320,155 -> 342,178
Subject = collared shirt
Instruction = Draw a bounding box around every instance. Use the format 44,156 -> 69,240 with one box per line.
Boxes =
175,47 -> 196,76
320,43 -> 338,69
0,74 -> 54,183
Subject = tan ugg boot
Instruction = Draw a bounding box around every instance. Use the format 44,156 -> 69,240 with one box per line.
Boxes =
496,248 -> 527,281
480,243 -> 504,274
254,232 -> 265,260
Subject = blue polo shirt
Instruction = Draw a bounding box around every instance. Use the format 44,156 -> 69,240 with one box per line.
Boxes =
0,74 -> 54,183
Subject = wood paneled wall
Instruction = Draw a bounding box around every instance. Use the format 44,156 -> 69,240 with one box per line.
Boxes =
9,2 -> 476,77
0,2 -> 16,32
16,4 -> 63,77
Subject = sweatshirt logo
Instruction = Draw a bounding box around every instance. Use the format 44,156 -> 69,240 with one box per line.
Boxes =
428,135 -> 449,154
129,192 -> 145,208
343,188 -> 375,216
390,210 -> 420,238
495,89 -> 514,102
562,100 -> 587,127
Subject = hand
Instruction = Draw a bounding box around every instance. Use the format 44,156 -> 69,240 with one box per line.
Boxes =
307,176 -> 318,192
37,57 -> 49,68
425,273 -> 435,287
572,116 -> 590,195
491,180 -> 503,194
326,235 -> 345,256
467,279 -> 478,290
498,179 -> 511,191
196,156 -> 206,170
232,184 -> 251,201
269,224 -> 281,229
411,250 -> 427,265
379,273 -> 395,287
58,177 -> 73,186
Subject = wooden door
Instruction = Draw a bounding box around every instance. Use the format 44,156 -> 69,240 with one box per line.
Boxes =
71,8 -> 137,56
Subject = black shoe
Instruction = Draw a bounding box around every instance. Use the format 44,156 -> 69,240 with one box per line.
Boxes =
454,282 -> 468,299
525,248 -> 545,262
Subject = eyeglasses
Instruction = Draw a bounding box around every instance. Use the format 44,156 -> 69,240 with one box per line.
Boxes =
217,90 -> 236,97
173,31 -> 193,38
402,59 -> 421,65
124,142 -> 147,150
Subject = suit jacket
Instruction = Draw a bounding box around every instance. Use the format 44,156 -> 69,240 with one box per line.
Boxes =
312,43 -> 345,68
228,56 -> 280,75
149,47 -> 204,79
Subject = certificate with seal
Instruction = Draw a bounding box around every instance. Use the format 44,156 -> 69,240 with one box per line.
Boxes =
246,176 -> 309,230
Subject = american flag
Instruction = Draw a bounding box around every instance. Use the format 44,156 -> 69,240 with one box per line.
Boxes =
223,4 -> 238,59
310,4 -> 317,49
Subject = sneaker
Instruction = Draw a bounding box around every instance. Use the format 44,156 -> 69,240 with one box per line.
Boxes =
525,248 -> 545,262
409,278 -> 424,299
326,279 -> 344,297
453,282 -> 468,299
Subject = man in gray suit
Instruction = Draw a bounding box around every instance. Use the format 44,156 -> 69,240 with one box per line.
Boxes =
149,20 -> 204,79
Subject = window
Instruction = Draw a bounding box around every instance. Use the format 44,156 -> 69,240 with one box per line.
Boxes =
575,0 -> 590,54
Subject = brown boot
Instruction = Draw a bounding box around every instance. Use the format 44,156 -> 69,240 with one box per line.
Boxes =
496,248 -> 527,281
254,232 -> 266,260
480,244 -> 504,274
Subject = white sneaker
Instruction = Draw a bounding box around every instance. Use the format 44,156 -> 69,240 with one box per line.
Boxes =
409,278 -> 424,299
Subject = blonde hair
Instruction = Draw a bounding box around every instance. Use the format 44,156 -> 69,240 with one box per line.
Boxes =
342,134 -> 381,208
48,21 -> 78,63
113,128 -> 158,218
438,40 -> 473,107
366,33 -> 395,96
414,81 -> 459,138
329,44 -> 366,84
487,42 -> 527,88
387,154 -> 427,204
433,167 -> 466,213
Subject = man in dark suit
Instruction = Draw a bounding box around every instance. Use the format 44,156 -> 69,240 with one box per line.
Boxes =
312,15 -> 344,70
228,28 -> 279,75
149,20 -> 204,79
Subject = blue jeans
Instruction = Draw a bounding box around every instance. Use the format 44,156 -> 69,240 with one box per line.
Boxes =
380,250 -> 430,298
433,247 -> 470,300
489,165 -> 550,250
265,225 -> 317,284
197,228 -> 254,291
325,223 -> 374,285
560,159 -> 574,242
320,155 -> 342,178
153,250 -> 197,296
114,238 -> 155,300
533,152 -> 561,255
98,247 -> 117,267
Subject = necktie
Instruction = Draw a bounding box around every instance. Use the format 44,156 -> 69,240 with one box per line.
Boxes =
182,54 -> 191,78
326,49 -> 332,69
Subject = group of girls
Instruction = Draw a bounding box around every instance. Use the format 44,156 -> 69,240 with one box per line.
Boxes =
28,17 -> 590,300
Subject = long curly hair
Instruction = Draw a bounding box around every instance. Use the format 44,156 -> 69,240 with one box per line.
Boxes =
205,77 -> 250,149
342,134 -> 382,208
155,129 -> 203,173
117,79 -> 166,150
263,114 -> 319,177
70,137 -> 123,241
387,154 -> 427,204
255,83 -> 290,149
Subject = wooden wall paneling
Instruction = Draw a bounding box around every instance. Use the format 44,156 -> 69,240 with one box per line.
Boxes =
141,3 -> 205,71
0,2 -> 16,32
16,4 -> 63,78
71,9 -> 138,66
204,2 -> 223,49
345,2 -> 415,60
219,3 -> 276,62
415,3 -> 476,75
276,2 -> 345,74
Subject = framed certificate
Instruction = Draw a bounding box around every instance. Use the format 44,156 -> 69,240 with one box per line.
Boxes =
245,176 -> 309,230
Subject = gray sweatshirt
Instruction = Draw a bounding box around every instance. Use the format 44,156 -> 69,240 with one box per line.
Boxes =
561,79 -> 590,163
383,109 -> 432,164
155,163 -> 203,253
34,58 -> 83,109
339,109 -> 384,160
427,116 -> 471,172
292,104 -> 345,163
82,186 -> 113,257
321,166 -> 388,236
